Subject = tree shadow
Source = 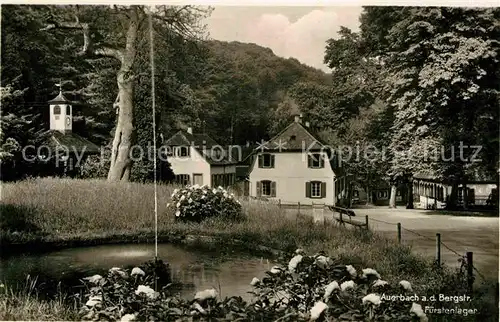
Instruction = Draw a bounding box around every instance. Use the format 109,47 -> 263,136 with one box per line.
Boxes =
0,204 -> 42,233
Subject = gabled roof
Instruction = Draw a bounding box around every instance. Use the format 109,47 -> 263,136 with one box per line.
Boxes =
48,130 -> 100,154
164,130 -> 237,165
48,91 -> 72,104
258,121 -> 326,151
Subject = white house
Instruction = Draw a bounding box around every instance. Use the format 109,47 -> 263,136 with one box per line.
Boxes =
247,115 -> 347,206
164,127 -> 238,187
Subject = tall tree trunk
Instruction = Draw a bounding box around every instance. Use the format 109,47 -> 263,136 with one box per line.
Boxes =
107,8 -> 140,181
406,179 -> 414,209
108,69 -> 135,181
447,181 -> 459,210
389,184 -> 397,208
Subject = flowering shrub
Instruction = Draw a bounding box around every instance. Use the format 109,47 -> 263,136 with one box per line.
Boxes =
167,185 -> 243,223
78,251 -> 435,321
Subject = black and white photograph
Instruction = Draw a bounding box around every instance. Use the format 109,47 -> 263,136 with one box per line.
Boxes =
0,2 -> 499,321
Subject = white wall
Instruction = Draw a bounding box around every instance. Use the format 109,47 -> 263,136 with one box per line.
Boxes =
167,146 -> 211,186
50,103 -> 72,132
249,151 -> 335,205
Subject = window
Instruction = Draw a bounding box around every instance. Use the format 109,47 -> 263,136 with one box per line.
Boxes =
396,189 -> 401,196
165,146 -> 173,157
377,191 -> 388,199
262,181 -> 271,196
53,105 -> 61,115
306,181 -> 326,198
258,153 -> 275,168
175,174 -> 190,185
353,190 -> 359,198
308,153 -> 324,168
256,180 -> 276,197
290,135 -> 296,141
179,146 -> 190,157
66,105 -> 71,115
311,182 -> 321,197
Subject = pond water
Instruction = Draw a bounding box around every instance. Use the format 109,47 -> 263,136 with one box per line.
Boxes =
0,243 -> 274,301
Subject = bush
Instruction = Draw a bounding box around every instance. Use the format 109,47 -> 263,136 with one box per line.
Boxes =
167,185 -> 243,223
78,250 -> 431,322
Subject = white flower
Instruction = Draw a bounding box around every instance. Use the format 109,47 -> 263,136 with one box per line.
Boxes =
362,268 -> 381,279
85,295 -> 102,307
203,189 -> 207,194
193,302 -> 206,314
217,186 -> 223,190
372,279 -> 389,288
324,281 -> 340,300
201,195 -> 206,199
310,301 -> 328,321
295,248 -> 305,254
166,203 -> 170,207
399,280 -> 413,291
180,195 -> 186,201
83,274 -> 103,284
194,288 -> 218,301
120,313 -> 137,322
175,210 -> 181,217
315,256 -> 332,269
345,265 -> 357,278
362,293 -> 382,305
340,280 -> 356,291
212,189 -> 217,194
135,285 -> 159,299
250,277 -> 260,286
131,267 -> 145,276
188,198 -> 193,203
410,303 -> 428,321
109,267 -> 128,278
269,266 -> 281,274
173,189 -> 179,194
288,255 -> 303,272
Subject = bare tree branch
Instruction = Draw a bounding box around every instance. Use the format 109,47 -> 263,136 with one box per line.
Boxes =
40,21 -> 124,62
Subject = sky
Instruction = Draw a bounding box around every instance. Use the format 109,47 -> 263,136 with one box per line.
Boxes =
204,6 -> 363,72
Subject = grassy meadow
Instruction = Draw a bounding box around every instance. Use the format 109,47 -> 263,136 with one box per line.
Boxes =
1,177 -> 498,321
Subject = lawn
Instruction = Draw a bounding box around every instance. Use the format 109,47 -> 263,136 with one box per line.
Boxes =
1,177 -> 498,321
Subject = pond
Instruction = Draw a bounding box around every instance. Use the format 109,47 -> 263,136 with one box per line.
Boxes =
0,243 -> 275,301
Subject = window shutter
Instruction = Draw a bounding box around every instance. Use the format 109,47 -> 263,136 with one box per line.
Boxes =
258,155 -> 263,168
306,182 -> 311,198
321,182 -> 326,198
271,181 -> 276,197
307,154 -> 312,168
256,181 -> 262,197
270,155 -> 275,168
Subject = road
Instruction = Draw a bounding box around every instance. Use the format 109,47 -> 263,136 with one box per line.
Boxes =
286,206 -> 499,280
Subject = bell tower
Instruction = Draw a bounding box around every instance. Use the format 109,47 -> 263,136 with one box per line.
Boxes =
48,81 -> 72,133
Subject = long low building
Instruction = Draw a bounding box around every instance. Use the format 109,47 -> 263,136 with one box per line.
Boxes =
413,172 -> 498,209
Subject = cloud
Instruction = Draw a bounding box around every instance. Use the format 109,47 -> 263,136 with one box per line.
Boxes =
207,7 -> 362,72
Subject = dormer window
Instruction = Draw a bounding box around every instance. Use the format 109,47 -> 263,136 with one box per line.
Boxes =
308,153 -> 324,168
179,146 -> 190,157
258,153 -> 275,168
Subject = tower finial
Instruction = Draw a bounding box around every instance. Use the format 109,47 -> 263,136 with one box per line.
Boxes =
55,79 -> 62,94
